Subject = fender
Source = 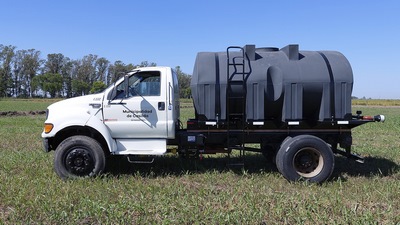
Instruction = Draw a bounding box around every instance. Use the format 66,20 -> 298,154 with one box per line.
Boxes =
43,106 -> 117,153
42,105 -> 91,138
85,111 -> 117,153
42,93 -> 117,153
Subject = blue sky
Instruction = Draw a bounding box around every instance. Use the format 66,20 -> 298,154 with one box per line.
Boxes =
1,0 -> 399,99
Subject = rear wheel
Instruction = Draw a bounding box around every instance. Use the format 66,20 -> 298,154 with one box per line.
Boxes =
54,135 -> 106,179
276,135 -> 334,183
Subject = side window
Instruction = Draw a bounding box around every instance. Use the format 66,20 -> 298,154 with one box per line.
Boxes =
114,81 -> 126,99
115,71 -> 160,99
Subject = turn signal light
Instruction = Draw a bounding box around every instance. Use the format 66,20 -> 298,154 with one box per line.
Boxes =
44,123 -> 54,133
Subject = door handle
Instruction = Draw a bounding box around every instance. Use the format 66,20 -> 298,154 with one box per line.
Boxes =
158,102 -> 165,111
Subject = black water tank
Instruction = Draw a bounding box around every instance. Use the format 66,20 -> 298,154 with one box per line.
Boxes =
191,44 -> 353,122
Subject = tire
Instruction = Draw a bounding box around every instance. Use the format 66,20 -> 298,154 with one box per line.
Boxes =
54,135 -> 106,179
276,135 -> 334,183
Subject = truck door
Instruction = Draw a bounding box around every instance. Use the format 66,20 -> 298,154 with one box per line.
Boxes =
103,70 -> 168,139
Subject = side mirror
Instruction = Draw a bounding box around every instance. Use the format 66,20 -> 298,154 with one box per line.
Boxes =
124,75 -> 129,98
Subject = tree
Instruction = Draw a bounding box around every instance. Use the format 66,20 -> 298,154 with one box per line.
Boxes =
107,61 -> 129,84
60,58 -> 74,98
0,45 -> 16,97
69,55 -> 98,96
90,81 -> 107,94
32,73 -> 63,98
45,53 -> 65,74
95,57 -> 109,85
80,54 -> 98,85
72,79 -> 90,96
126,63 -> 135,72
18,49 -> 42,97
175,66 -> 191,98
0,43 -> 165,98
12,49 -> 24,97
138,61 -> 157,68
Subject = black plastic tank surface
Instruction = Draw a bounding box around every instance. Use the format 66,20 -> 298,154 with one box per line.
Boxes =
191,44 -> 353,122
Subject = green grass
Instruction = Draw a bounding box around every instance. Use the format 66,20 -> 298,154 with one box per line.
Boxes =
0,98 -> 59,111
352,99 -> 400,106
0,100 -> 399,224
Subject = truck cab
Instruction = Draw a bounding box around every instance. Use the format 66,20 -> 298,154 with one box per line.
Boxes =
103,67 -> 179,155
42,67 -> 179,178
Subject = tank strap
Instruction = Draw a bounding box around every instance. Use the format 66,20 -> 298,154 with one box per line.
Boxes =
214,53 -> 221,120
318,52 -> 336,120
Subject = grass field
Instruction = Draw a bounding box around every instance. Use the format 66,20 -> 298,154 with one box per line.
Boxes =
0,98 -> 59,112
0,99 -> 399,224
353,99 -> 400,106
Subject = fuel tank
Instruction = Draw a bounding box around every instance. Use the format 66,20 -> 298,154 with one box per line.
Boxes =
191,44 -> 353,122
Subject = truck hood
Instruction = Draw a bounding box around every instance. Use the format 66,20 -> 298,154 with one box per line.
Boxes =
48,93 -> 105,112
43,93 -> 105,138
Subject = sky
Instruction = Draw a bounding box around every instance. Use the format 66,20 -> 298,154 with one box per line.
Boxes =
1,0 -> 399,99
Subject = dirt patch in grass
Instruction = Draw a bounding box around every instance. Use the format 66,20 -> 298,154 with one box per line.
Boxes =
0,205 -> 14,221
0,111 -> 46,117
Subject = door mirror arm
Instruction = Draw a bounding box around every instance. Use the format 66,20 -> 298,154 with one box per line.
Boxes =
124,75 -> 129,99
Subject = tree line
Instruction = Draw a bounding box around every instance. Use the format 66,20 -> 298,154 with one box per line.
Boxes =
0,44 -> 191,98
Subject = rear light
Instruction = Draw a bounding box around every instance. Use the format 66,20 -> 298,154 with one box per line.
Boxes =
361,115 -> 385,122
362,116 -> 373,120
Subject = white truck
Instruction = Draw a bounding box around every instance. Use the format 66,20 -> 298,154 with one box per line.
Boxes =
42,45 -> 384,182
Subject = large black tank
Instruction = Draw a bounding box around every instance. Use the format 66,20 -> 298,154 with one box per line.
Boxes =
191,44 -> 353,122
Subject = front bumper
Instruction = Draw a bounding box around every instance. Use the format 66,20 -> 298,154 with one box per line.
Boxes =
43,138 -> 50,153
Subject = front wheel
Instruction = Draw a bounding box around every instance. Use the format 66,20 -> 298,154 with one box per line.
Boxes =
54,135 -> 106,179
276,135 -> 334,183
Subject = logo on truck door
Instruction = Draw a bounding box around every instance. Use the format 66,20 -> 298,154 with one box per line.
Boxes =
123,109 -> 153,119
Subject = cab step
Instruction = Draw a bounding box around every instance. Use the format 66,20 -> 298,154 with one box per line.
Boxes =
126,156 -> 155,164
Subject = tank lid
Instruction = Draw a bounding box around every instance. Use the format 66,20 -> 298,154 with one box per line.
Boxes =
281,44 -> 299,60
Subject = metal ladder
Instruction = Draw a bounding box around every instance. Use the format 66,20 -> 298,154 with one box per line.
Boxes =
226,46 -> 249,166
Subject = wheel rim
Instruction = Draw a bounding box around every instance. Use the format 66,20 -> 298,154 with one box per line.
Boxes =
293,147 -> 324,178
65,148 -> 94,176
